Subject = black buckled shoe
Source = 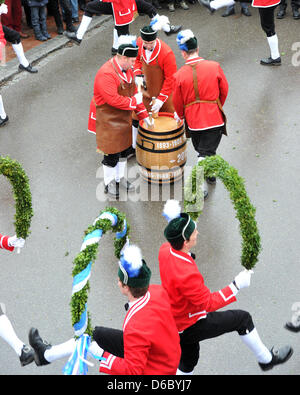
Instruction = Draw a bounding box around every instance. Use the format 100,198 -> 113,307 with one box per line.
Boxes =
259,345 -> 293,371
0,115 -> 9,127
241,7 -> 251,16
104,180 -> 119,198
199,0 -> 215,13
19,64 -> 38,73
260,56 -> 281,66
19,344 -> 35,367
165,25 -> 182,36
285,320 -> 300,333
29,328 -> 52,366
66,31 -> 82,45
292,7 -> 300,19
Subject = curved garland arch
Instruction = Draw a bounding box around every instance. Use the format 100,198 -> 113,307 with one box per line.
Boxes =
184,155 -> 261,270
0,156 -> 33,240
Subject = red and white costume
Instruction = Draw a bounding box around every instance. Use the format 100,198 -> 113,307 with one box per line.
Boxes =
134,37 -> 177,110
158,242 -> 237,332
0,234 -> 13,252
252,0 -> 280,7
172,56 -> 228,132
99,284 -> 181,375
88,56 -> 147,136
102,0 -> 138,26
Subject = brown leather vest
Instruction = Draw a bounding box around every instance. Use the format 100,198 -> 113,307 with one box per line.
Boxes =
95,60 -> 135,154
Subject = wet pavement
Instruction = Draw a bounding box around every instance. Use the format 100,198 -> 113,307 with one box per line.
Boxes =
0,3 -> 300,376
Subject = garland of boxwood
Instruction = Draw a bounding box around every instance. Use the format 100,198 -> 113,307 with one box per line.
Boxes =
0,156 -> 33,240
70,207 -> 130,337
184,155 -> 261,270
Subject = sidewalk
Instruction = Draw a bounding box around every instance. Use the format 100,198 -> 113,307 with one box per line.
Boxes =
0,11 -> 112,84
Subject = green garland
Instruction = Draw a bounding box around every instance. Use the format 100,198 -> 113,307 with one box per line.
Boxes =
70,207 -> 130,336
0,156 -> 33,239
184,155 -> 261,270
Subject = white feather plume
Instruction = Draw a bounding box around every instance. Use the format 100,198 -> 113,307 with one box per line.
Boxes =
163,200 -> 181,222
122,244 -> 143,272
117,35 -> 137,46
179,29 -> 195,44
151,15 -> 170,31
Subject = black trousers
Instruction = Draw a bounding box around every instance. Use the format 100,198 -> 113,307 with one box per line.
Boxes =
93,326 -> 124,357
47,0 -> 73,29
3,25 -> 21,44
101,146 -> 133,167
235,0 -> 277,36
179,309 -> 255,373
84,0 -> 157,36
189,126 -> 224,158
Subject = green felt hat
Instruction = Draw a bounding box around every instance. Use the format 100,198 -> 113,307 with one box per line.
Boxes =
140,25 -> 157,42
118,259 -> 151,288
164,213 -> 196,242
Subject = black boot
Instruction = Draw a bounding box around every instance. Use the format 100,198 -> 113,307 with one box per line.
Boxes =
259,346 -> 293,371
222,6 -> 235,16
285,320 -> 300,332
164,25 -> 182,36
0,115 -> 9,127
29,328 -> 52,366
276,6 -> 286,18
292,7 -> 300,19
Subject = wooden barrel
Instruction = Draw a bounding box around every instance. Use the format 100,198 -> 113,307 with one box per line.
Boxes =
136,112 -> 187,184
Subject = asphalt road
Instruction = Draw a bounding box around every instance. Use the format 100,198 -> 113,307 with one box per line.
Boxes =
0,4 -> 300,376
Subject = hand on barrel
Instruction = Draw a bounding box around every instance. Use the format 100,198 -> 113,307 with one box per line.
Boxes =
135,75 -> 146,91
151,98 -> 164,115
134,92 -> 143,105
144,116 -> 154,128
173,111 -> 181,125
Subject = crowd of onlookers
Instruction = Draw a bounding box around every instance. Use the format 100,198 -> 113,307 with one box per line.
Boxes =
2,0 -> 299,46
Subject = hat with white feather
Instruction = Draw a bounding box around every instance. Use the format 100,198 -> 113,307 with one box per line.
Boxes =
117,35 -> 139,57
140,15 -> 170,42
163,200 -> 196,242
118,244 -> 151,288
176,29 -> 198,52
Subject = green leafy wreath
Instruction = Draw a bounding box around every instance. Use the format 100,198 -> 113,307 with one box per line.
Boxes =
0,155 -> 33,240
184,155 -> 261,270
70,207 -> 130,337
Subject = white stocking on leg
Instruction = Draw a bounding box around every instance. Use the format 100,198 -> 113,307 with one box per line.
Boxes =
76,15 -> 92,40
267,34 -> 280,59
240,328 -> 272,364
0,314 -> 24,356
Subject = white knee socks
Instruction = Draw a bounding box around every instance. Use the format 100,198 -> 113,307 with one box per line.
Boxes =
0,95 -> 6,119
76,15 -> 92,40
103,165 -> 116,186
12,43 -> 29,68
267,34 -> 280,59
44,338 -> 76,363
132,126 -> 138,149
0,314 -> 24,356
115,160 -> 126,182
113,28 -> 119,51
240,328 -> 272,364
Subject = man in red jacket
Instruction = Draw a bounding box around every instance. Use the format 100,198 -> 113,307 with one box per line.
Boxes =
158,200 -> 293,374
173,30 -> 228,198
0,233 -> 34,366
200,0 -> 281,65
29,244 -> 181,374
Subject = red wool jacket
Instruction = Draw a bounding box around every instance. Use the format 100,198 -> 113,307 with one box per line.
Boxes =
134,37 -> 177,104
252,0 -> 280,7
99,284 -> 181,375
173,56 -> 228,131
0,234 -> 13,251
158,242 -> 237,332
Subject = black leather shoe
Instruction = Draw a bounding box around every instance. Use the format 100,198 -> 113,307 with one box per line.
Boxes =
19,344 -> 35,367
285,321 -> 300,332
29,328 -> 52,366
259,346 -> 293,371
222,7 -> 235,16
66,24 -> 77,33
104,180 -> 119,198
19,64 -> 38,73
66,31 -> 82,45
119,178 -> 135,192
260,56 -> 281,66
206,176 -> 216,185
0,115 -> 9,127
276,8 -> 286,18
292,8 -> 300,19
165,25 -> 182,36
241,7 -> 251,16
199,0 -> 215,13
